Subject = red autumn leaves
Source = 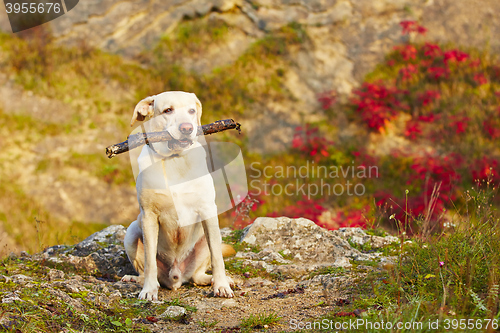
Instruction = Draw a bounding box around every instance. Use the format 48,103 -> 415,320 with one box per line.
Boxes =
247,20 -> 499,233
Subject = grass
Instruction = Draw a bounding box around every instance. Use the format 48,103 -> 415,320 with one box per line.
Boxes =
308,266 -> 346,279
64,152 -> 135,185
155,18 -> 230,56
0,183 -> 107,257
240,311 -> 281,330
293,185 -> 500,332
0,255 -> 199,332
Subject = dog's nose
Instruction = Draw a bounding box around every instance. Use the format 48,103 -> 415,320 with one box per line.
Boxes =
179,123 -> 193,134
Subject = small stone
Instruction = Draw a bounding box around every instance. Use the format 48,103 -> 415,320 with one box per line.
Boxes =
63,283 -> 83,294
10,274 -> 33,284
48,269 -> 65,281
2,295 -> 23,303
109,290 -> 122,301
159,306 -> 186,319
222,299 -> 238,307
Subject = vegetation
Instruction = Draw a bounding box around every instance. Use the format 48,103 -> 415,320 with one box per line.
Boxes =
240,312 -> 281,330
292,186 -> 499,332
0,16 -> 499,332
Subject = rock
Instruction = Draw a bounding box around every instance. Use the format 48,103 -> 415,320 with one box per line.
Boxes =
220,227 -> 233,239
48,289 -> 85,312
1,292 -> 23,303
159,306 -> 187,319
9,274 -> 33,284
109,290 -> 122,301
72,225 -> 127,257
112,281 -> 142,297
332,257 -> 352,268
221,298 -> 238,307
43,226 -> 136,279
241,217 -> 362,264
47,269 -> 66,281
333,227 -> 399,248
243,277 -> 274,287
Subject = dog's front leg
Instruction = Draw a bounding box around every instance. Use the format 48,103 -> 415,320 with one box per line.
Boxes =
202,216 -> 234,298
139,212 -> 160,301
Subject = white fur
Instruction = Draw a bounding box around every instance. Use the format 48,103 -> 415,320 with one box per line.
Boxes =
122,91 -> 234,300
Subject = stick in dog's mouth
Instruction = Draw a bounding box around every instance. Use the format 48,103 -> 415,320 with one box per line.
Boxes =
106,119 -> 241,158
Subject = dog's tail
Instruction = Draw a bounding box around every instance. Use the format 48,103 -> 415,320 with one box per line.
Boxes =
221,243 -> 236,257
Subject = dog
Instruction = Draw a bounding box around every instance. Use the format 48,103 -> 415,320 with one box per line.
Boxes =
121,91 -> 234,300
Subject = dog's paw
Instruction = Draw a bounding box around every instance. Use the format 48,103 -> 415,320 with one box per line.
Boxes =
138,287 -> 159,301
213,278 -> 234,298
121,275 -> 144,284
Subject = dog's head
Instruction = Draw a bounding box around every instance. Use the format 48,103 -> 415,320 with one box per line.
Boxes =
130,91 -> 202,153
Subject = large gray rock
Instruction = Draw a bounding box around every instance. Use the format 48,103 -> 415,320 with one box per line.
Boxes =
240,217 -> 361,263
43,225 -> 136,279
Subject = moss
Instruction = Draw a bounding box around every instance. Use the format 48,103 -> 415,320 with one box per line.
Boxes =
224,259 -> 271,279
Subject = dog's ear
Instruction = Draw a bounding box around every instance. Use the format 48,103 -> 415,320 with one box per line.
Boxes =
193,94 -> 202,126
130,96 -> 155,126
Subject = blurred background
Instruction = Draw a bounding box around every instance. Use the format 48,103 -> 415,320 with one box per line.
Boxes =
0,0 -> 499,256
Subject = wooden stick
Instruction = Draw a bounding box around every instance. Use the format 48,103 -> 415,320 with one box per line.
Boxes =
105,119 -> 241,158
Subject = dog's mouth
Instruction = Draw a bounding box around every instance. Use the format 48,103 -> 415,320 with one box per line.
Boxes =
178,139 -> 192,148
168,138 -> 193,149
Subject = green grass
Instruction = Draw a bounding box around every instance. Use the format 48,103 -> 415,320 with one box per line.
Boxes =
303,187 -> 500,332
156,18 -> 230,55
240,311 -> 281,330
308,266 -> 346,279
65,152 -> 135,185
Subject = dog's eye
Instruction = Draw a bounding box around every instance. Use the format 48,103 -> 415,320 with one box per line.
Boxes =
163,108 -> 173,114
188,109 -> 196,114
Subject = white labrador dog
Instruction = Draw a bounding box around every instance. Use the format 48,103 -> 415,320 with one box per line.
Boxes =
121,91 -> 234,300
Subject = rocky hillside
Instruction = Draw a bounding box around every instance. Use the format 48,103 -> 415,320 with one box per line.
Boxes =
0,0 -> 499,255
0,219 -> 400,332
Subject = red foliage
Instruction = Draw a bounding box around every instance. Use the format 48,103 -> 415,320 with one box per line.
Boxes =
418,90 -> 441,107
376,153 -> 462,226
418,114 -> 437,122
399,64 -> 418,81
315,207 -> 369,230
443,49 -> 469,64
483,118 -> 500,139
351,82 -> 407,131
472,157 -> 500,185
421,42 -> 442,58
473,73 -> 488,86
450,115 -> 470,135
269,196 -> 327,223
291,125 -> 332,162
469,59 -> 481,69
399,21 -> 428,35
405,120 -> 422,139
317,91 -> 337,110
427,67 -> 448,80
394,45 -> 418,61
